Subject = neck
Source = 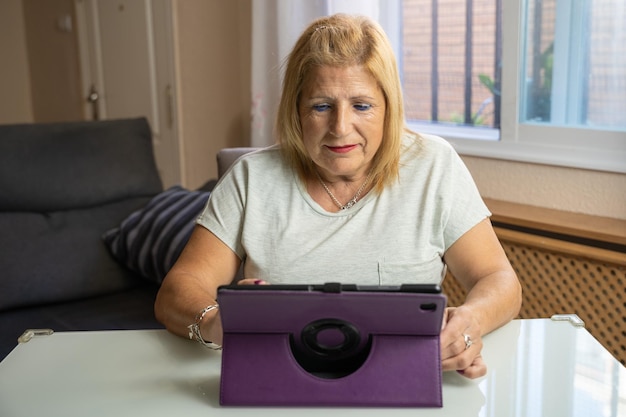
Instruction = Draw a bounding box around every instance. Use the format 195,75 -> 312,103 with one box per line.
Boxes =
315,170 -> 371,210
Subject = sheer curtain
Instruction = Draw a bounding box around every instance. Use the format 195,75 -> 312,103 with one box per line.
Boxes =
250,0 -> 400,147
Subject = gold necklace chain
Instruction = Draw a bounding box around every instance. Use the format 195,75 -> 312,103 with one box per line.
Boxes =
316,171 -> 371,210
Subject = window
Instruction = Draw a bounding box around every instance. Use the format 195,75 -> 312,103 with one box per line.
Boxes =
252,0 -> 625,170
399,0 -> 626,173
402,0 -> 501,130
521,0 -> 625,129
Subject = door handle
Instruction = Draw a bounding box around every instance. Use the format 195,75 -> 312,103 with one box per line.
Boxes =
87,84 -> 100,120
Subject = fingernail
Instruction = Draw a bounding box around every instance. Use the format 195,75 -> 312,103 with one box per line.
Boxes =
254,280 -> 264,285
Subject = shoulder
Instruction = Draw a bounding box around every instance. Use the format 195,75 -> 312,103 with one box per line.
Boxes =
226,145 -> 286,176
400,130 -> 458,166
402,130 -> 454,151
418,132 -> 454,150
217,145 -> 294,194
232,144 -> 281,167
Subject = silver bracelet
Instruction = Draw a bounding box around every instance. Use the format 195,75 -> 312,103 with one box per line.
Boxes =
187,304 -> 222,350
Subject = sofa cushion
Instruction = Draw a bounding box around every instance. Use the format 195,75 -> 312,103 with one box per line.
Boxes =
0,197 -> 152,312
103,186 -> 211,284
0,283 -> 163,361
0,118 -> 162,212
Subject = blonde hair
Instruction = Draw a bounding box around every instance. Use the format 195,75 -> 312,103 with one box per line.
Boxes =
276,14 -> 406,192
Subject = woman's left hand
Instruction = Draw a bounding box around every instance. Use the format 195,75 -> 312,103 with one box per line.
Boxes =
440,306 -> 487,379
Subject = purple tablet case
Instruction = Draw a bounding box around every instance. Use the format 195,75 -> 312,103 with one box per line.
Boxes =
217,284 -> 446,407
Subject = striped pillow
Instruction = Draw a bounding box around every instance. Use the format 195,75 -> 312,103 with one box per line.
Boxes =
103,186 -> 210,284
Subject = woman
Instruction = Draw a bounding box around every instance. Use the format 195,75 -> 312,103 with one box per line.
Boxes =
155,14 -> 521,379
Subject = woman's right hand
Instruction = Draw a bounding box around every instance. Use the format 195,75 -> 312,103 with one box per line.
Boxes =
237,278 -> 269,285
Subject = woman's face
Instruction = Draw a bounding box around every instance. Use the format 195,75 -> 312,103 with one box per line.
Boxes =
298,65 -> 385,181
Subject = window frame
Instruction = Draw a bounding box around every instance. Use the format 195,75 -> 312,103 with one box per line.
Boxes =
399,0 -> 626,174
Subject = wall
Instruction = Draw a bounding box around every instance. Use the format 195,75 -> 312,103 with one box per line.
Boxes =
0,0 -> 82,124
22,0 -> 83,123
2,0 -> 622,220
0,0 -> 33,124
462,156 -> 626,220
173,0 -> 251,188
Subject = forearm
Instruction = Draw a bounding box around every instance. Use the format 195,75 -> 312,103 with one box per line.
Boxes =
443,219 -> 523,336
154,226 -> 241,344
154,272 -> 223,344
460,269 -> 522,336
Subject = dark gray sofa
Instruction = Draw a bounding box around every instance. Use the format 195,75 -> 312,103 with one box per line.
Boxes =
0,117 -> 214,360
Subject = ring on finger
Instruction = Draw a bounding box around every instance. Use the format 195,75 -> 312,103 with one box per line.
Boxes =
463,333 -> 473,350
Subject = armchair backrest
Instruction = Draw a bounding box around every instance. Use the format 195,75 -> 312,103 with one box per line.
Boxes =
216,147 -> 259,178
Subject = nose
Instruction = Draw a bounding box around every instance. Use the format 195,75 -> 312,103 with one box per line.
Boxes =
329,104 -> 351,137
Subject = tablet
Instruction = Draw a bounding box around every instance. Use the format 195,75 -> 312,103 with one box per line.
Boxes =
217,282 -> 446,407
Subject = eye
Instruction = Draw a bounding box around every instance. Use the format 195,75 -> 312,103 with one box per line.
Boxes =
354,103 -> 372,111
312,103 -> 331,112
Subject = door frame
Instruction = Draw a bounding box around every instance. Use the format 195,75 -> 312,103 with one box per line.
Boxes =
74,0 -> 182,187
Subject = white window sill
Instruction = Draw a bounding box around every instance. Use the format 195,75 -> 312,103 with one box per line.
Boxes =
407,121 -> 626,174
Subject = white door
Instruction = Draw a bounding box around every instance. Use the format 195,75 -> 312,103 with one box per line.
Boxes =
75,0 -> 181,187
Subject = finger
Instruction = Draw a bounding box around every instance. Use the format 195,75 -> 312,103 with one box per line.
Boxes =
442,351 -> 473,372
441,307 -> 452,330
440,334 -> 467,361
441,334 -> 482,369
457,356 -> 487,379
236,279 -> 268,285
440,324 -> 473,359
440,313 -> 481,361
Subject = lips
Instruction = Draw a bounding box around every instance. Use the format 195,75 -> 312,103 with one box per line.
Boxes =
326,144 -> 358,154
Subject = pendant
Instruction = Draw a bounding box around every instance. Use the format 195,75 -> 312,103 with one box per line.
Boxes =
342,198 -> 358,210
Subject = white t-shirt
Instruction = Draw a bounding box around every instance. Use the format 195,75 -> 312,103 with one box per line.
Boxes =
197,133 -> 490,285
